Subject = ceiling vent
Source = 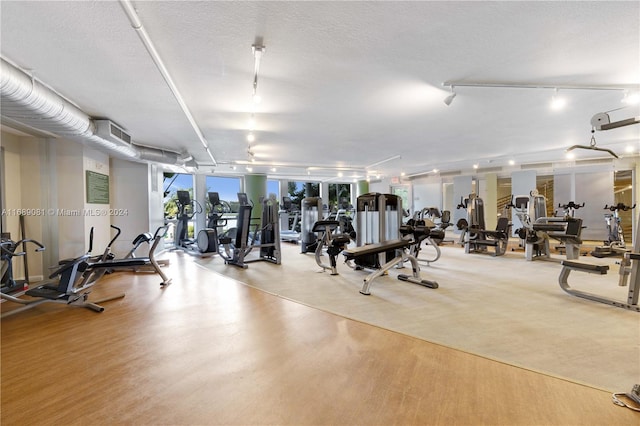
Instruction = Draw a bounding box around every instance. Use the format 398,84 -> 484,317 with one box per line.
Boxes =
476,166 -> 503,173
521,162 -> 553,170
575,158 -> 614,166
440,170 -> 462,177
95,120 -> 132,146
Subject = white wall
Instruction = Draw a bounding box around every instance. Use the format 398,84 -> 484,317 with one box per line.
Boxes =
110,158 -> 152,256
82,147 -> 112,257
411,179 -> 442,212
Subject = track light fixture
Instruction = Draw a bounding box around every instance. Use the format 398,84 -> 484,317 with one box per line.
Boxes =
252,43 -> 265,101
444,86 -> 457,106
442,80 -> 635,92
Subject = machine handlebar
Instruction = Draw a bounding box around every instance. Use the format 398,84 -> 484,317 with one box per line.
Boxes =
604,203 -> 636,212
558,202 -> 585,210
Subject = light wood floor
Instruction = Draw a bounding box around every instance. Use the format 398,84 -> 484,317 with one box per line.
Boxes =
1,254 -> 637,425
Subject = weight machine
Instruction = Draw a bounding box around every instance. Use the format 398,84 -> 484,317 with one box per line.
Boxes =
218,196 -> 281,268
591,203 -> 635,258
559,214 -> 640,312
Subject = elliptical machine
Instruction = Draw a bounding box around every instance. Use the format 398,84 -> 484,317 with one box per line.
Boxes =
591,203 -> 635,258
173,190 -> 216,256
195,192 -> 229,254
1,237 -> 45,294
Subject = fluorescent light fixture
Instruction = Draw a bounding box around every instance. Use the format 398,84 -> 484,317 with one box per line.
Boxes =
366,155 -> 401,169
247,133 -> 255,142
442,80 -> 634,92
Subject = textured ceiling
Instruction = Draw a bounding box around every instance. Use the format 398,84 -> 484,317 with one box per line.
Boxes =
1,1 -> 639,181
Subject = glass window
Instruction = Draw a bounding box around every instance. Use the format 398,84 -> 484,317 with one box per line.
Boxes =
205,176 -> 241,204
267,179 -> 279,202
328,183 -> 352,212
287,181 -> 319,207
614,170 -> 633,243
163,173 -> 194,242
536,175 -> 554,217
498,177 -> 512,218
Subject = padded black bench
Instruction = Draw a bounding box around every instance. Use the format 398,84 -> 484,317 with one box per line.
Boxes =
532,223 -> 566,232
541,218 -> 584,260
342,239 -> 438,295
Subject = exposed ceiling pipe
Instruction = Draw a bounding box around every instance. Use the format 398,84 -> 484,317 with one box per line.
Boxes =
1,58 -> 94,138
119,0 -> 217,166
0,57 -> 193,167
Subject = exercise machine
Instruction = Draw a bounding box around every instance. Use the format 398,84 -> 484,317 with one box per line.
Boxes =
342,237 -> 439,295
558,214 -> 640,312
326,198 -> 356,241
195,192 -> 229,254
554,201 -> 586,256
591,203 -> 635,258
116,225 -> 172,286
300,197 -> 323,253
458,193 -> 511,256
1,228 -> 145,318
279,196 -> 301,243
420,207 -> 453,245
352,192 -> 403,269
401,218 -> 442,264
312,220 -> 351,275
511,191 -> 584,261
218,196 -> 281,268
173,190 -> 202,252
1,237 -> 45,294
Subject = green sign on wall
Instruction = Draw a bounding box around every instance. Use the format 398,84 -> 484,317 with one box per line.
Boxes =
86,170 -> 110,204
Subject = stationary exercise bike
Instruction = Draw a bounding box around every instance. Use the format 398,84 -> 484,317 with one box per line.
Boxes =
591,203 -> 635,258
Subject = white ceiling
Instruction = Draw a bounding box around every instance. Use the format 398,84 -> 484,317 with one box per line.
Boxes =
1,1 -> 639,182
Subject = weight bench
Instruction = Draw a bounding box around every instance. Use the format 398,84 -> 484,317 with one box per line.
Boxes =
558,259 -> 639,312
342,239 -> 439,295
312,220 -> 351,275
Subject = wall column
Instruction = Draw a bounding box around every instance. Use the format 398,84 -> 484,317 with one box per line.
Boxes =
484,173 -> 498,230
357,180 -> 369,198
245,174 -> 267,219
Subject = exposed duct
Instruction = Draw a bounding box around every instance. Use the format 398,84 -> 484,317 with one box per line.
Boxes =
0,57 -> 194,168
